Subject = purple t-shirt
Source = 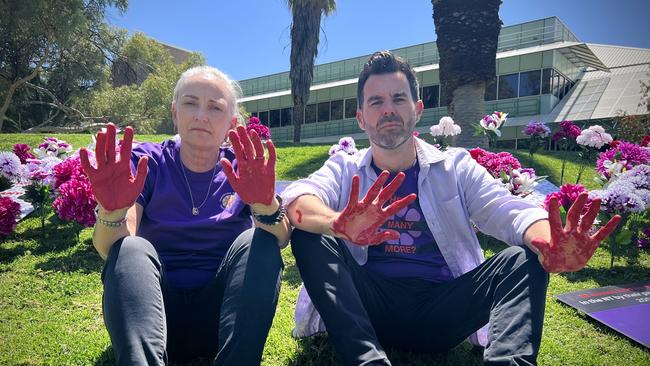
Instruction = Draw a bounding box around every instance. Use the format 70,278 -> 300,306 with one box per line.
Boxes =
130,140 -> 252,288
365,161 -> 454,283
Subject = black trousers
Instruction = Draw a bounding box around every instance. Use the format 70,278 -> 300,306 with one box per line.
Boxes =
291,229 -> 549,366
102,228 -> 283,366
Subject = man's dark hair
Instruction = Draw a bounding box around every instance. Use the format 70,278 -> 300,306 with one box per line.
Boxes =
357,51 -> 420,108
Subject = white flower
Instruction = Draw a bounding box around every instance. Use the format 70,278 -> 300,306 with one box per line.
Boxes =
479,114 -> 504,137
576,125 -> 613,149
430,116 -> 461,137
512,169 -> 538,195
328,144 -> 340,156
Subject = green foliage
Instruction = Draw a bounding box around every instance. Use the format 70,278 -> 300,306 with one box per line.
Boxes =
77,33 -> 205,134
614,114 -> 650,143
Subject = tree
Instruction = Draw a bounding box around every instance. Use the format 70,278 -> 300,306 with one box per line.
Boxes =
285,0 -> 336,143
432,0 -> 502,148
0,0 -> 127,132
76,33 -> 205,134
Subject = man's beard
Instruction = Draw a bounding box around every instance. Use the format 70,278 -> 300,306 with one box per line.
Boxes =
363,114 -> 416,150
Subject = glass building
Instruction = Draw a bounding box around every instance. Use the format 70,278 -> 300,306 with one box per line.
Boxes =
238,17 -> 650,145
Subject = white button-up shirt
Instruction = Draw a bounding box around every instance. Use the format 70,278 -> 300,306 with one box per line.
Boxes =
282,138 -> 549,345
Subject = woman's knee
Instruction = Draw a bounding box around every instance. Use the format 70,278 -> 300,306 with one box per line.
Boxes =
290,229 -> 322,258
230,228 -> 283,268
103,236 -> 161,279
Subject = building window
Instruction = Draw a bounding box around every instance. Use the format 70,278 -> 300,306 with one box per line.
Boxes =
330,100 -> 344,120
557,76 -> 567,99
258,111 -> 269,125
519,70 -> 541,97
318,102 -> 330,122
281,107 -> 293,126
541,68 -> 552,94
251,112 -> 258,118
305,104 -> 317,124
485,77 -> 497,101
552,70 -> 561,98
344,98 -> 357,119
269,109 -> 281,128
498,73 -> 519,99
422,85 -> 439,109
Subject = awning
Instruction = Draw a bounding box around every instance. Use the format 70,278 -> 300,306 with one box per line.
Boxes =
556,43 -> 610,72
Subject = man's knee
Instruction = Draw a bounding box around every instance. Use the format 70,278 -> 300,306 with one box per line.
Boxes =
231,228 -> 283,268
107,236 -> 157,264
501,246 -> 548,280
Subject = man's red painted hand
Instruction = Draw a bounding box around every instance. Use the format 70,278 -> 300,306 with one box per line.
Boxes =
221,125 -> 276,206
530,192 -> 621,273
79,123 -> 148,212
331,171 -> 417,246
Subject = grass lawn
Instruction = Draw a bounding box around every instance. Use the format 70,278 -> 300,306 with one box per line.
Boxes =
1,134 -> 649,365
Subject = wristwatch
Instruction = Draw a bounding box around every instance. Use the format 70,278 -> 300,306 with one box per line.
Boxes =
252,194 -> 286,225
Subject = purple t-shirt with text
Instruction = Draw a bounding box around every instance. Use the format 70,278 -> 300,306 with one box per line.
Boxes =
130,140 -> 252,288
365,161 -> 454,283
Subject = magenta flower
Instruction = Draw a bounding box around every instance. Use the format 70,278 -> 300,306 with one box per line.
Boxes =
552,120 -> 581,142
246,116 -> 271,140
596,141 -> 650,180
544,184 -> 588,212
0,196 -> 21,239
52,178 -> 96,227
53,156 -> 86,190
13,144 -> 35,164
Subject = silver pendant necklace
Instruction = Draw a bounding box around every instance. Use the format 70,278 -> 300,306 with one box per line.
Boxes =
180,159 -> 218,216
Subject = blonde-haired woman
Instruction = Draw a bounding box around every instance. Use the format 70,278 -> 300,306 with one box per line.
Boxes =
81,66 -> 289,365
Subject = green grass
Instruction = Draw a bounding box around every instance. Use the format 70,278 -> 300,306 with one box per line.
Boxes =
1,135 -> 649,365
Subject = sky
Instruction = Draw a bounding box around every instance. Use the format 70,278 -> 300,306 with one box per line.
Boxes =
106,0 -> 650,81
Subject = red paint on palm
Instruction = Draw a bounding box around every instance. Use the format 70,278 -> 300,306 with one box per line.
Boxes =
221,125 -> 276,205
79,123 -> 148,211
332,171 -> 417,246
531,192 -> 621,273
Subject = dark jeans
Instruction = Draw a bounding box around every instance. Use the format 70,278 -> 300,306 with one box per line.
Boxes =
102,228 -> 283,366
291,229 -> 549,366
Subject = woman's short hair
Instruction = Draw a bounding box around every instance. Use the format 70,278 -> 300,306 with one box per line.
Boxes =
172,65 -> 243,121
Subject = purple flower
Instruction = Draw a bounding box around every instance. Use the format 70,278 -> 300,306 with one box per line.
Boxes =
522,120 -> 551,138
0,152 -> 25,181
590,180 -> 649,214
0,196 -> 21,238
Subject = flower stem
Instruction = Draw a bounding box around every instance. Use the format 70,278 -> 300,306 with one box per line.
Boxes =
560,147 -> 569,185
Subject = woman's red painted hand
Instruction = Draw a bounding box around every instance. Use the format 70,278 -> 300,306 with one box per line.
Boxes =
79,123 -> 148,211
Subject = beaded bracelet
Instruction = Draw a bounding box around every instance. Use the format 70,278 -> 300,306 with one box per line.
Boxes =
94,207 -> 127,228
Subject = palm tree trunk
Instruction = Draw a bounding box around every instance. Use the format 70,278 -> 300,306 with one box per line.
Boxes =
293,104 -> 304,142
449,82 -> 488,148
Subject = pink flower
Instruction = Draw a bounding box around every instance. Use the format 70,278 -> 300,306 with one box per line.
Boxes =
52,178 -> 96,227
544,184 -> 591,213
53,156 -> 86,190
0,196 -> 21,239
13,144 -> 35,164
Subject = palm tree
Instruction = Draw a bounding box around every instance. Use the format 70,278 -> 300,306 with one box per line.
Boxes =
286,0 -> 336,143
432,0 -> 502,148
